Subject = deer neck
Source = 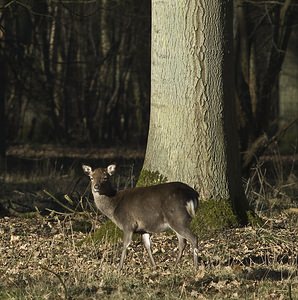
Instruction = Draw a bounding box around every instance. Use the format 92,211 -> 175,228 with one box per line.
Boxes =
92,191 -> 118,222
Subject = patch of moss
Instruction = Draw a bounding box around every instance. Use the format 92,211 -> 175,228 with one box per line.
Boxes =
279,126 -> 298,154
246,210 -> 264,227
71,219 -> 93,233
191,199 -> 263,236
137,169 -> 168,187
18,211 -> 42,219
80,220 -> 122,245
191,199 -> 238,237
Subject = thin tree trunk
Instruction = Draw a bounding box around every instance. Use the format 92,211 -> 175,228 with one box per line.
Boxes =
0,55 -> 6,162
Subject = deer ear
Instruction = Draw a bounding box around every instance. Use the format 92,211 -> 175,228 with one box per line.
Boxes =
107,164 -> 116,176
82,164 -> 93,176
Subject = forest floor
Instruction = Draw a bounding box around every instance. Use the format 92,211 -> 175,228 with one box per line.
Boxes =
0,149 -> 297,299
0,211 -> 297,300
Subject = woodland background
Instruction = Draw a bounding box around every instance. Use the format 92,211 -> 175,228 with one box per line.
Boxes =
0,0 -> 297,166
0,1 -> 298,299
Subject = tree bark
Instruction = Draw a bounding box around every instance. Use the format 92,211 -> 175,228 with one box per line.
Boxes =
142,0 -> 248,223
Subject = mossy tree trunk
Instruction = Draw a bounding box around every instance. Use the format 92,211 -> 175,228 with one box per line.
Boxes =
142,0 -> 249,225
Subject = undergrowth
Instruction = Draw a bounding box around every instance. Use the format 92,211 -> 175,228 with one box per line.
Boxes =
0,149 -> 297,299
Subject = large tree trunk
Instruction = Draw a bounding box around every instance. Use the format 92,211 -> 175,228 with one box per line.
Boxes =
142,0 -> 248,224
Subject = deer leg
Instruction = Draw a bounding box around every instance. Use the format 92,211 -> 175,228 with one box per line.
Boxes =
175,233 -> 186,266
142,233 -> 156,267
119,231 -> 133,270
172,227 -> 198,268
183,230 -> 198,268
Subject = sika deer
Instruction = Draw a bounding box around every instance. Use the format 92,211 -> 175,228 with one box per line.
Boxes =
82,164 -> 199,269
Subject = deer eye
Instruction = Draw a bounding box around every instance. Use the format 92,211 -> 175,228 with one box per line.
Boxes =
90,177 -> 94,181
